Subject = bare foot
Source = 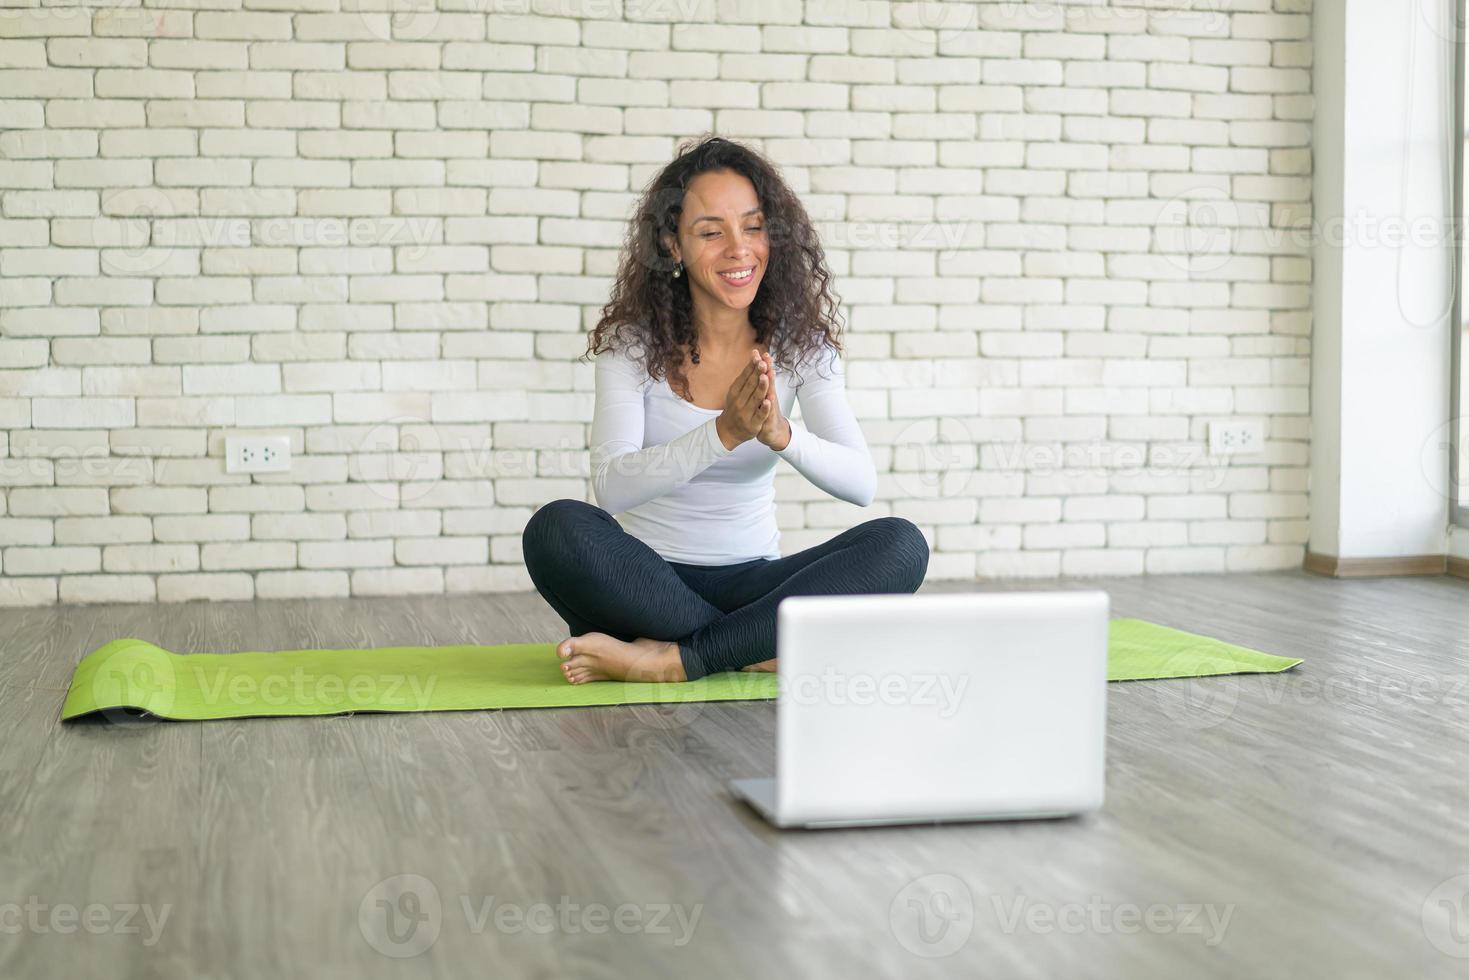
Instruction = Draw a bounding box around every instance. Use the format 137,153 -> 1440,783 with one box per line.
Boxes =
741,659 -> 777,673
555,633 -> 687,684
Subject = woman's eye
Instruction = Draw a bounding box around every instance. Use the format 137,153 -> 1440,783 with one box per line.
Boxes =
700,226 -> 761,239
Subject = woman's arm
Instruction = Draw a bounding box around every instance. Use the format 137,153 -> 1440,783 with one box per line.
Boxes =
590,345 -> 733,514
773,346 -> 877,507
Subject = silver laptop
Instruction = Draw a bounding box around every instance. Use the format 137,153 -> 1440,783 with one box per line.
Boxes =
730,590 -> 1109,829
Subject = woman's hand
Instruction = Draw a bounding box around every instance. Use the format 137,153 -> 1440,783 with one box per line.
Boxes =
715,349 -> 774,451
753,351 -> 792,451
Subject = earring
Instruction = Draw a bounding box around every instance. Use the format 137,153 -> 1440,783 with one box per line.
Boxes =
672,262 -> 682,278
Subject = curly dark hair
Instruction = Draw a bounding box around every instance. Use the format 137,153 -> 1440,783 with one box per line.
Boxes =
581,133 -> 845,399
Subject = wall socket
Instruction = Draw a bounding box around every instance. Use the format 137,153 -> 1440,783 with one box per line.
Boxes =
1207,420 -> 1265,457
225,435 -> 291,474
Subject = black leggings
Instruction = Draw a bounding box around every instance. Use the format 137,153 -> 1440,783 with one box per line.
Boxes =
521,498 -> 930,680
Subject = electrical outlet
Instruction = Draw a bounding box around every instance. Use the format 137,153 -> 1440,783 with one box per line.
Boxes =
226,435 -> 291,474
1207,420 -> 1265,457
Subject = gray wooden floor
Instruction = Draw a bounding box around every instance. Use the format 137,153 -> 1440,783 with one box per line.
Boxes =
3,569 -> 1468,978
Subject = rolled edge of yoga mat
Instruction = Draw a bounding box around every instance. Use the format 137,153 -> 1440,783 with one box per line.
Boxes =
65,638 -> 181,721
59,619 -> 1302,723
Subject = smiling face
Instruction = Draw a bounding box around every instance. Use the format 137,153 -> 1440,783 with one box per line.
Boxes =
668,168 -> 769,316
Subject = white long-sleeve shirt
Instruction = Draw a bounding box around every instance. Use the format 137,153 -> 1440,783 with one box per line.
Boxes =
589,341 -> 876,565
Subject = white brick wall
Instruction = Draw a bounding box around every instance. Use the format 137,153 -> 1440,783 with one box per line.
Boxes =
0,0 -> 1312,606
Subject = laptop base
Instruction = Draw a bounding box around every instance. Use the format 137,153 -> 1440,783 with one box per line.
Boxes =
730,778 -> 1082,830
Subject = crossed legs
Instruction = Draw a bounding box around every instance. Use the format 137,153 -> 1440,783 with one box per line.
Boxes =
521,498 -> 929,682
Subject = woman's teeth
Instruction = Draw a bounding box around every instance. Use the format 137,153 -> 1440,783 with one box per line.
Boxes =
719,268 -> 754,283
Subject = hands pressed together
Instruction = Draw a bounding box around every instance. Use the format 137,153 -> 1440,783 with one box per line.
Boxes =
716,348 -> 792,453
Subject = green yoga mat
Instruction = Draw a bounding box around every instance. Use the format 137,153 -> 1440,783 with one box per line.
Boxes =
60,618 -> 1302,723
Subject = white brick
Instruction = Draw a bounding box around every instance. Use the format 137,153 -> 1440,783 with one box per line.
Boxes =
196,13 -> 294,41
95,69 -> 194,99
1146,548 -> 1226,574
351,567 -> 443,596
5,546 -> 100,575
59,574 -> 155,604
396,536 -> 487,566
1225,545 -> 1303,571
103,544 -> 198,573
201,541 -> 296,571
158,573 -> 254,603
47,38 -> 148,67
182,365 -> 281,396
0,578 -> 58,606
446,564 -> 532,593
32,398 -> 134,429
1062,549 -> 1145,576
299,540 -> 394,569
256,570 -> 349,599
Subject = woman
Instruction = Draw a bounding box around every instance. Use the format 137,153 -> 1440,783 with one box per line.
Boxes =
522,135 -> 929,685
